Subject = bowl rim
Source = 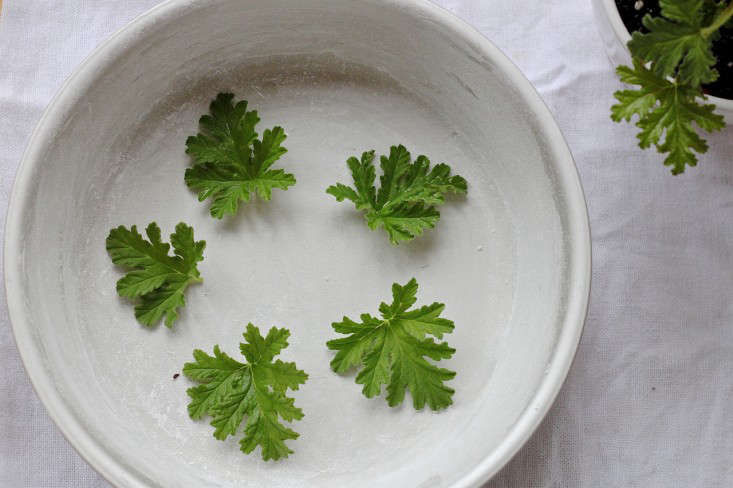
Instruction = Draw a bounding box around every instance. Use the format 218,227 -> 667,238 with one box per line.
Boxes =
3,0 -> 591,486
596,0 -> 733,111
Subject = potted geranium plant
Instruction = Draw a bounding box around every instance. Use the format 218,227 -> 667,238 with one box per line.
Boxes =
593,0 -> 732,174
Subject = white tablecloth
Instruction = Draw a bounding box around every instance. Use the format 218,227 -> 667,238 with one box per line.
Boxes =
1,1 -> 732,486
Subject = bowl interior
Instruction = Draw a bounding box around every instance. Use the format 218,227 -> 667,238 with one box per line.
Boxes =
6,1 -> 589,487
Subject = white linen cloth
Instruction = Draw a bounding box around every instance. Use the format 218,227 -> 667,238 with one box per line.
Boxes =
1,0 -> 732,486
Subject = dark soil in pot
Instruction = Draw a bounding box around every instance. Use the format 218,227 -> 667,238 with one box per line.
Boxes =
615,0 -> 732,100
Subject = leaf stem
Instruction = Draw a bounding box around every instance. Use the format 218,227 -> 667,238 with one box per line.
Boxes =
702,1 -> 733,38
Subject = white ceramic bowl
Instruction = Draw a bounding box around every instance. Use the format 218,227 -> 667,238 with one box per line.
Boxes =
4,0 -> 590,486
592,0 -> 733,122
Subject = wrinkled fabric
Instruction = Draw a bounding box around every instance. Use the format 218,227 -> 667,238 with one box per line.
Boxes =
1,1 -> 732,487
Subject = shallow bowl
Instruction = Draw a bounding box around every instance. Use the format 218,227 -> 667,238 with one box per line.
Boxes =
5,0 -> 590,486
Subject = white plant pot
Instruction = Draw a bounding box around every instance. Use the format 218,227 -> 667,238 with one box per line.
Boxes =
592,0 -> 733,123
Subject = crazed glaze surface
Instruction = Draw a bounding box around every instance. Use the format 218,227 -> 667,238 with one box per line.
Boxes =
4,0 -> 590,487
